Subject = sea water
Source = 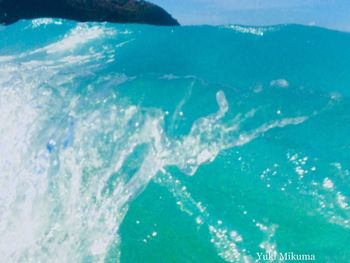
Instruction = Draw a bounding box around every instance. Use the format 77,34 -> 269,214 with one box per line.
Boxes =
0,19 -> 350,262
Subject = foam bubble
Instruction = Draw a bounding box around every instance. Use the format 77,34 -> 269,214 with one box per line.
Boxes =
270,79 -> 289,88
323,178 -> 334,190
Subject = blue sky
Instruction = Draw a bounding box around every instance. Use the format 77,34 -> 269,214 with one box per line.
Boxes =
152,0 -> 350,31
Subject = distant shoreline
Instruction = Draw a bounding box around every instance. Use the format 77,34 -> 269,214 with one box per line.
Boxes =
0,0 -> 179,26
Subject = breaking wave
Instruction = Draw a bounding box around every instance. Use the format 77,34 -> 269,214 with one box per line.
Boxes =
1,20 -> 350,262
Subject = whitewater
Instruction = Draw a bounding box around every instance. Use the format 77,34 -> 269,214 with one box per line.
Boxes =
0,19 -> 350,262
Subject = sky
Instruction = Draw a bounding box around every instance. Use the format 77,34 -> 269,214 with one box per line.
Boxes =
152,0 -> 350,31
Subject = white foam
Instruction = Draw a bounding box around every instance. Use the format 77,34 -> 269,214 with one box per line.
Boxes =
31,18 -> 63,28
34,25 -> 115,54
323,178 -> 334,190
223,25 -> 277,36
270,78 -> 289,88
337,193 -> 349,209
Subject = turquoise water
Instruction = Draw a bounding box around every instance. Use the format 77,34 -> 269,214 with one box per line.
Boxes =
0,19 -> 350,262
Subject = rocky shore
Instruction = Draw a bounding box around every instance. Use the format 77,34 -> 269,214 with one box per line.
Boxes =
0,0 -> 179,26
